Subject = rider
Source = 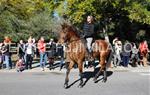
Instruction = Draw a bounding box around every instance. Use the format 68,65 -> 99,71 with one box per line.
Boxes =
83,15 -> 95,57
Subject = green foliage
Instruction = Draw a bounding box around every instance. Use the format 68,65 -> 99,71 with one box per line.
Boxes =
0,0 -> 150,43
136,30 -> 146,41
124,0 -> 150,24
0,0 -> 59,42
55,0 -> 150,42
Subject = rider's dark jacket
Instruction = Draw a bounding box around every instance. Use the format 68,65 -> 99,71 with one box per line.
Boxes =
83,23 -> 94,38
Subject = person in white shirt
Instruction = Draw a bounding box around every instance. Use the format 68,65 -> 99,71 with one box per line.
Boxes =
25,38 -> 35,69
113,39 -> 122,67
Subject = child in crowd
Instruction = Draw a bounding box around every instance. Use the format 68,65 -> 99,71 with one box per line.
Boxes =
15,59 -> 25,72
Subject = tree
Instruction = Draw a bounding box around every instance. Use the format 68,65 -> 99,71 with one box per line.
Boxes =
55,0 -> 150,42
0,0 -> 150,42
0,0 -> 59,42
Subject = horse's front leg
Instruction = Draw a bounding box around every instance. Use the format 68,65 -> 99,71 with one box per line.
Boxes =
78,61 -> 84,88
64,61 -> 74,89
64,68 -> 70,88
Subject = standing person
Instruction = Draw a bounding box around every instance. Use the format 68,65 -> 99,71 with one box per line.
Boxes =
131,42 -> 139,66
25,38 -> 35,70
56,43 -> 64,71
139,40 -> 149,66
2,40 -> 12,69
83,15 -> 95,58
113,37 -> 119,46
18,40 -> 25,62
32,38 -> 38,58
4,36 -> 11,44
47,38 -> 56,70
0,42 -> 4,69
37,37 -> 47,71
113,39 -> 122,67
122,41 -> 132,67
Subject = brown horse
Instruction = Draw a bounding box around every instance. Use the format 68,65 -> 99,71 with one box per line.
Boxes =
58,23 -> 111,88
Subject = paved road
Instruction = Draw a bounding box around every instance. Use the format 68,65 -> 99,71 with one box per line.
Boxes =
0,67 -> 149,95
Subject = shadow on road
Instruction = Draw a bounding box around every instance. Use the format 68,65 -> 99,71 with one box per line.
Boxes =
67,67 -> 113,89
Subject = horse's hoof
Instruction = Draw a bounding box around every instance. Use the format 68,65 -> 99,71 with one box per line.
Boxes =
102,78 -> 107,83
64,84 -> 68,89
78,81 -> 84,88
78,85 -> 83,88
78,84 -> 83,88
93,78 -> 97,83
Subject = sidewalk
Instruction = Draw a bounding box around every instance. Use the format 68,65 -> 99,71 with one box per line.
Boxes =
108,66 -> 150,72
0,65 -> 149,73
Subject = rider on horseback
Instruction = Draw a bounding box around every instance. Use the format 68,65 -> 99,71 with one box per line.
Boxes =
83,15 -> 95,58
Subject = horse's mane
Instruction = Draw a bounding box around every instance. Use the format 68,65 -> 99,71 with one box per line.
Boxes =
62,23 -> 80,38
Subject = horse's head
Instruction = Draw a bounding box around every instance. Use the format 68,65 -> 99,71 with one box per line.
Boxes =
58,23 -> 78,44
